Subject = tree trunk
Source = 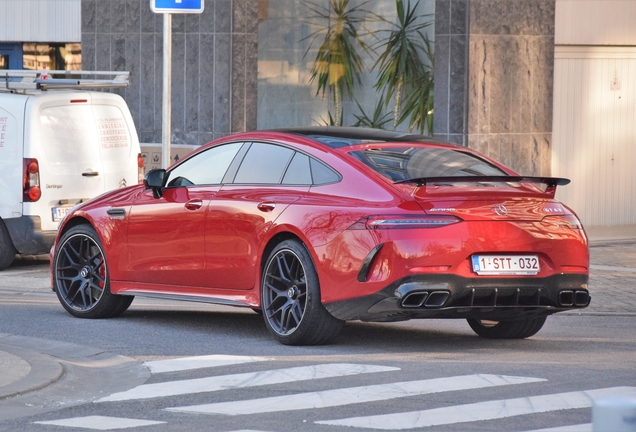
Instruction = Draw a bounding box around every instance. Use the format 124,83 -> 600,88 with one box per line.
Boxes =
392,75 -> 404,130
334,84 -> 342,126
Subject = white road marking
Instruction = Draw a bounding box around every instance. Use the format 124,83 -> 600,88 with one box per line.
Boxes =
144,354 -> 269,374
34,416 -> 165,430
524,424 -> 592,432
97,363 -> 399,403
167,374 -> 545,416
316,386 -> 636,430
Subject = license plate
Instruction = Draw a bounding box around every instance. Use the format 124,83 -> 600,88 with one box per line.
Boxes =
52,206 -> 73,222
472,255 -> 540,275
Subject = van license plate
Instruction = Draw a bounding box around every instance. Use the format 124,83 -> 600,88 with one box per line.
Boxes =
52,206 -> 72,222
471,255 -> 540,275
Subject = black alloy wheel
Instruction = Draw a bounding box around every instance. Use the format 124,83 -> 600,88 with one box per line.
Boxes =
54,225 -> 133,318
467,316 -> 547,339
261,239 -> 344,345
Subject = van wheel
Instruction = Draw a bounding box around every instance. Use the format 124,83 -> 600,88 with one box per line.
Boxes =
0,220 -> 17,271
53,225 -> 133,318
261,240 -> 344,345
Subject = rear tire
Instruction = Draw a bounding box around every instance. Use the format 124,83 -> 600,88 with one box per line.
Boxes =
467,316 -> 547,339
261,240 -> 344,345
0,219 -> 17,271
53,224 -> 133,319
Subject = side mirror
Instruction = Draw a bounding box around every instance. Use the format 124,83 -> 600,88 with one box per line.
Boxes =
143,169 -> 166,198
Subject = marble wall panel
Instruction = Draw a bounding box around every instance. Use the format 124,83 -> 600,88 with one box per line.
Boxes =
125,0 -> 140,34
84,0 -> 258,144
200,34 -> 215,133
433,34 -> 450,136
140,33 -> 155,133
185,34 -> 201,133
449,35 -> 467,135
435,0 -> 555,174
450,0 -> 468,35
171,33 -> 186,139
82,0 -> 95,33
232,33 -> 247,133
214,33 -> 231,134
111,2 -> 126,33
125,34 -> 141,125
81,33 -> 96,70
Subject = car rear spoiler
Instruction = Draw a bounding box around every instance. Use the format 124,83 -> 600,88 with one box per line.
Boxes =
394,176 -> 571,197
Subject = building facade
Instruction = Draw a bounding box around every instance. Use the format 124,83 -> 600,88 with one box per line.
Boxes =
1,0 -> 634,232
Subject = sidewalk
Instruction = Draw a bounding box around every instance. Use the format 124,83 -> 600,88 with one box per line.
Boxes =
1,241 -> 635,419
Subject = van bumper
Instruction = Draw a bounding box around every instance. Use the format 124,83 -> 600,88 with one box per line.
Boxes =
4,216 -> 56,255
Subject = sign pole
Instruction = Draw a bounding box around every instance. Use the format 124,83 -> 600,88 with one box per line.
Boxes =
162,13 -> 172,169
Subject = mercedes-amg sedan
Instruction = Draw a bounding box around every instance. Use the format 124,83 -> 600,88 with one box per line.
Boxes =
51,127 -> 590,345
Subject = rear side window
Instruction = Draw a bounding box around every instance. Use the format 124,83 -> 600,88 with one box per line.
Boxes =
166,142 -> 242,186
234,143 -> 294,184
349,147 -> 506,181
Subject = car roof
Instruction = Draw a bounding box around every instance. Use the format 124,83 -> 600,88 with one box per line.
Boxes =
267,126 -> 457,149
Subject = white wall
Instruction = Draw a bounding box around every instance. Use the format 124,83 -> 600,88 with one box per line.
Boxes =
556,0 -> 636,46
553,1 -> 636,230
553,46 -> 636,227
0,0 -> 81,43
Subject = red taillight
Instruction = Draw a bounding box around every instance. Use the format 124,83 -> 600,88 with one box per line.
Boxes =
23,158 -> 41,202
542,214 -> 583,229
137,153 -> 145,184
348,214 -> 462,230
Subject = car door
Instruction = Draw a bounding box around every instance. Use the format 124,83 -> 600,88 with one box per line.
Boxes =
127,142 -> 243,287
205,143 -> 310,290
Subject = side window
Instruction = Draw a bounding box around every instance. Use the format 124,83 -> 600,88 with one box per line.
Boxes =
234,143 -> 294,184
310,158 -> 341,185
165,142 -> 242,187
282,152 -> 312,185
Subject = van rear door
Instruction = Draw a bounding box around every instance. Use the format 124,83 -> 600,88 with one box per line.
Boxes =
23,92 -> 138,232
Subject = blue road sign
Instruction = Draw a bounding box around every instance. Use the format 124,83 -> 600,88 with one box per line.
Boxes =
151,0 -> 204,14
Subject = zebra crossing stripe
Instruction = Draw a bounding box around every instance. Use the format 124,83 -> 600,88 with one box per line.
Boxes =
34,416 -> 165,430
96,363 -> 399,403
524,425 -> 592,432
144,354 -> 269,374
166,374 -> 546,416
316,386 -> 636,430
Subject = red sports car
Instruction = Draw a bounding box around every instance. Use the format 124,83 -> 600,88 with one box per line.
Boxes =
51,127 -> 589,345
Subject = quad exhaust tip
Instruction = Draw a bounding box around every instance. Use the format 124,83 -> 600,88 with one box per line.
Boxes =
558,289 -> 590,307
401,291 -> 450,308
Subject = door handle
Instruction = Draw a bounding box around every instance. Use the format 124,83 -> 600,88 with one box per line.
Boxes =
185,199 -> 203,210
257,202 -> 276,212
82,170 -> 99,177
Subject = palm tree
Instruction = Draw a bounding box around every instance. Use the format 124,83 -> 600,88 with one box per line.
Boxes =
372,0 -> 432,130
304,0 -> 372,126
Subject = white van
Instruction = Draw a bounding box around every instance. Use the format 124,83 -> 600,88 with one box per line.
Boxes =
0,70 -> 143,270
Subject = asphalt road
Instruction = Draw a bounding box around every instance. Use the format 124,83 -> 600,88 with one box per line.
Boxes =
0,255 -> 635,432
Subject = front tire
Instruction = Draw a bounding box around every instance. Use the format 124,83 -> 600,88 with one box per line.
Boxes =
53,224 -> 133,318
0,219 -> 17,271
467,316 -> 547,339
261,240 -> 344,345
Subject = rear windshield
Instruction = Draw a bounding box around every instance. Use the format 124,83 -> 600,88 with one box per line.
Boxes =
349,147 -> 506,181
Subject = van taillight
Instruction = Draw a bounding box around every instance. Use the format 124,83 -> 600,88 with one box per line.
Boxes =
23,158 -> 41,202
137,153 -> 145,184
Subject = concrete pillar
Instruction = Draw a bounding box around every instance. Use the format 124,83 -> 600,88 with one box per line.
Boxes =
434,0 -> 555,176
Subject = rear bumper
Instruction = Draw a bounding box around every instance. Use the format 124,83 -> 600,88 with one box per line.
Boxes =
4,216 -> 56,255
324,273 -> 590,322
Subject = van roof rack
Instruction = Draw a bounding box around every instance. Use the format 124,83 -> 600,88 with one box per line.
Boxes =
2,70 -> 129,92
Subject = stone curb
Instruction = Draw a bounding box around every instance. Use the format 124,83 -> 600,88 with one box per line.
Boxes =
0,345 -> 64,400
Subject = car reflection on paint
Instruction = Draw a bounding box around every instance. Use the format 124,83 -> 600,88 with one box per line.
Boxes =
51,127 -> 589,345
